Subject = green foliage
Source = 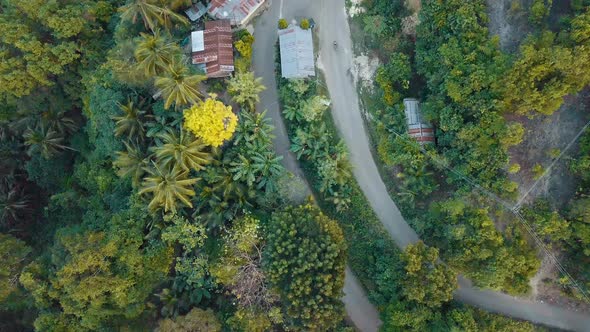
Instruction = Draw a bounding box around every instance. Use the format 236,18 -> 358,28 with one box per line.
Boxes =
20,223 -> 173,331
0,233 -> 31,307
152,128 -> 212,172
503,31 -> 590,115
375,52 -> 411,106
425,199 -> 539,293
234,30 -> 255,72
134,30 -> 180,77
264,204 -> 346,331
113,100 -> 146,141
521,200 -> 571,243
278,18 -> 288,29
155,59 -> 205,110
227,71 -> 266,111
156,308 -> 221,332
138,163 -> 199,213
416,0 -> 515,194
529,0 -> 552,25
119,0 -> 188,32
400,241 -> 457,308
300,18 -> 310,30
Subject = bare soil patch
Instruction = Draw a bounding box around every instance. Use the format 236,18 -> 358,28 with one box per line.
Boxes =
486,0 -> 534,52
507,88 -> 590,209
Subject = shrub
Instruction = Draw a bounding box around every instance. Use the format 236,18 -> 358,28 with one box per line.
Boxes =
278,18 -> 288,29
300,18 -> 310,30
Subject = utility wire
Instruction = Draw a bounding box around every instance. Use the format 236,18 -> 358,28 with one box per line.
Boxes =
387,124 -> 590,303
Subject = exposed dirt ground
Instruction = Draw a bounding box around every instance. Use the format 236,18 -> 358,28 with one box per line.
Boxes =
487,0 -> 590,312
506,89 -> 590,209
486,0 -> 534,52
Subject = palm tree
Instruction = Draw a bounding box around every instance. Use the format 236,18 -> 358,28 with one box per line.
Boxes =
23,125 -> 69,159
139,162 -> 199,213
113,100 -> 146,141
0,183 -> 30,228
119,0 -> 187,31
250,151 -> 283,190
227,72 -> 266,111
234,110 -> 274,148
134,31 -> 179,77
152,128 -> 211,171
113,142 -> 148,187
41,109 -> 77,135
155,60 -> 205,110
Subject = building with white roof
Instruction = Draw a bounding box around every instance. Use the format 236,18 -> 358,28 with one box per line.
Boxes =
278,26 -> 315,79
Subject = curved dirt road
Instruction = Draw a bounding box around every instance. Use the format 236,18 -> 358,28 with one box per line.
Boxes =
251,2 -> 381,331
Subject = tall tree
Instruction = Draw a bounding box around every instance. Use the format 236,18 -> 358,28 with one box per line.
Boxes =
113,100 -> 146,141
227,72 -> 266,111
139,163 -> 199,213
264,204 -> 346,331
0,233 -> 31,306
134,31 -> 179,77
183,96 -> 238,147
20,224 -> 173,331
119,0 -> 187,32
155,60 -> 205,109
152,128 -> 212,171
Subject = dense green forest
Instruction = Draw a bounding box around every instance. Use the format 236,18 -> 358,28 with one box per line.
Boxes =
358,0 -> 590,305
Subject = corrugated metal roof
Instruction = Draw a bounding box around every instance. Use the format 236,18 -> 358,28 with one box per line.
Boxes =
209,0 -> 265,26
191,20 -> 234,78
403,98 -> 434,145
191,30 -> 204,52
279,26 -> 315,79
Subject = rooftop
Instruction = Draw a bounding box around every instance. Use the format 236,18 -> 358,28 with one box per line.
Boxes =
209,0 -> 265,26
278,26 -> 315,79
191,20 -> 234,78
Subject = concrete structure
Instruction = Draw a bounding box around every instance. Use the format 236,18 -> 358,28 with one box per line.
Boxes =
403,98 -> 435,145
191,20 -> 234,78
185,2 -> 209,21
278,26 -> 315,79
208,0 -> 266,26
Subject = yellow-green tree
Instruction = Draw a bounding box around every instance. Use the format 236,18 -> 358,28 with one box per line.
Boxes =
0,233 -> 31,307
227,71 -> 266,111
156,308 -> 221,332
155,59 -> 205,109
134,30 -> 180,77
138,163 -> 199,213
264,204 -> 346,331
183,95 -> 238,147
0,0 -> 97,98
20,226 -> 173,331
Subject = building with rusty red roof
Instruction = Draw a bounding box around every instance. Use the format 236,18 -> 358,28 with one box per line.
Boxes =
191,20 -> 234,78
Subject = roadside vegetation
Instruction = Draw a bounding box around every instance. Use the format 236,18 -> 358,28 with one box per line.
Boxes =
352,0 -> 590,308
276,34 -> 536,330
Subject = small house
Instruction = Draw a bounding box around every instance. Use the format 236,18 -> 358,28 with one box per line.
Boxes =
208,0 -> 266,26
278,26 -> 315,79
191,20 -> 234,78
403,98 -> 435,145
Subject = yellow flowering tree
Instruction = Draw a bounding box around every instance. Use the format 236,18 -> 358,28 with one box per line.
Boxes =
183,95 -> 238,147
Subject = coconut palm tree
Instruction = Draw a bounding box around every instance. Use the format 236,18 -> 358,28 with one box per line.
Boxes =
113,100 -> 146,141
152,128 -> 211,171
227,71 -> 266,111
23,125 -> 69,159
41,109 -> 78,135
119,0 -> 187,32
139,162 -> 199,213
0,182 -> 30,228
134,30 -> 179,77
113,142 -> 148,187
155,60 -> 205,110
234,110 -> 274,148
